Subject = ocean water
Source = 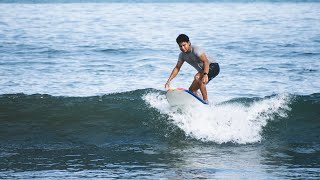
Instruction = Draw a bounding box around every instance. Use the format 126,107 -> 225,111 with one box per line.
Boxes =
1,1 -> 320,179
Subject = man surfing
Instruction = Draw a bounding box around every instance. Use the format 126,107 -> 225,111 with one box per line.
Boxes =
165,34 -> 220,103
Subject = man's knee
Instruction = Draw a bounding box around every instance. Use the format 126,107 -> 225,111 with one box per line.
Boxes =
194,74 -> 201,81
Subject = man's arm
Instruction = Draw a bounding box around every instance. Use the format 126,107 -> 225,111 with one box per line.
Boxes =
165,60 -> 184,89
199,53 -> 210,84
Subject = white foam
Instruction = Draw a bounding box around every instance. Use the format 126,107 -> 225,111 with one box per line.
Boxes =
143,92 -> 291,144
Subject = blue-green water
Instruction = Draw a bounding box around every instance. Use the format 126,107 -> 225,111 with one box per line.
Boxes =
0,2 -> 319,179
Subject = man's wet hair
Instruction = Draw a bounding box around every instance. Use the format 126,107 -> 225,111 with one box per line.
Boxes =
176,34 -> 190,44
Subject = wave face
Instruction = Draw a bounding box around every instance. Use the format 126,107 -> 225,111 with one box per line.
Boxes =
0,90 -> 163,149
1,89 -> 319,147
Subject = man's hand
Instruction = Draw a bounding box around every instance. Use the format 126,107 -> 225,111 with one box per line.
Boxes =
202,75 -> 208,84
165,82 -> 170,90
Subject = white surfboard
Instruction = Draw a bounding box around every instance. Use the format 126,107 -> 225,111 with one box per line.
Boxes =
166,88 -> 208,106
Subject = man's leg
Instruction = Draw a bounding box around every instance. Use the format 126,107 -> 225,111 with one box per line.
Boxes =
199,82 -> 208,102
189,73 -> 208,102
189,78 -> 200,95
189,72 -> 205,99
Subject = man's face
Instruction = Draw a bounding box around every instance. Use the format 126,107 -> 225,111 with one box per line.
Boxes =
178,41 -> 190,53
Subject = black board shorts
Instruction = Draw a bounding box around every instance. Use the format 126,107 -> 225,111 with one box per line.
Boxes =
208,63 -> 220,82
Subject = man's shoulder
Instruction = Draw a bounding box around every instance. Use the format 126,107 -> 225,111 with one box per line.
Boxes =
191,45 -> 203,51
191,45 -> 204,56
192,45 -> 201,49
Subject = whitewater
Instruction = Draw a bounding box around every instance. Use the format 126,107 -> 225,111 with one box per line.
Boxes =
144,92 -> 291,144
